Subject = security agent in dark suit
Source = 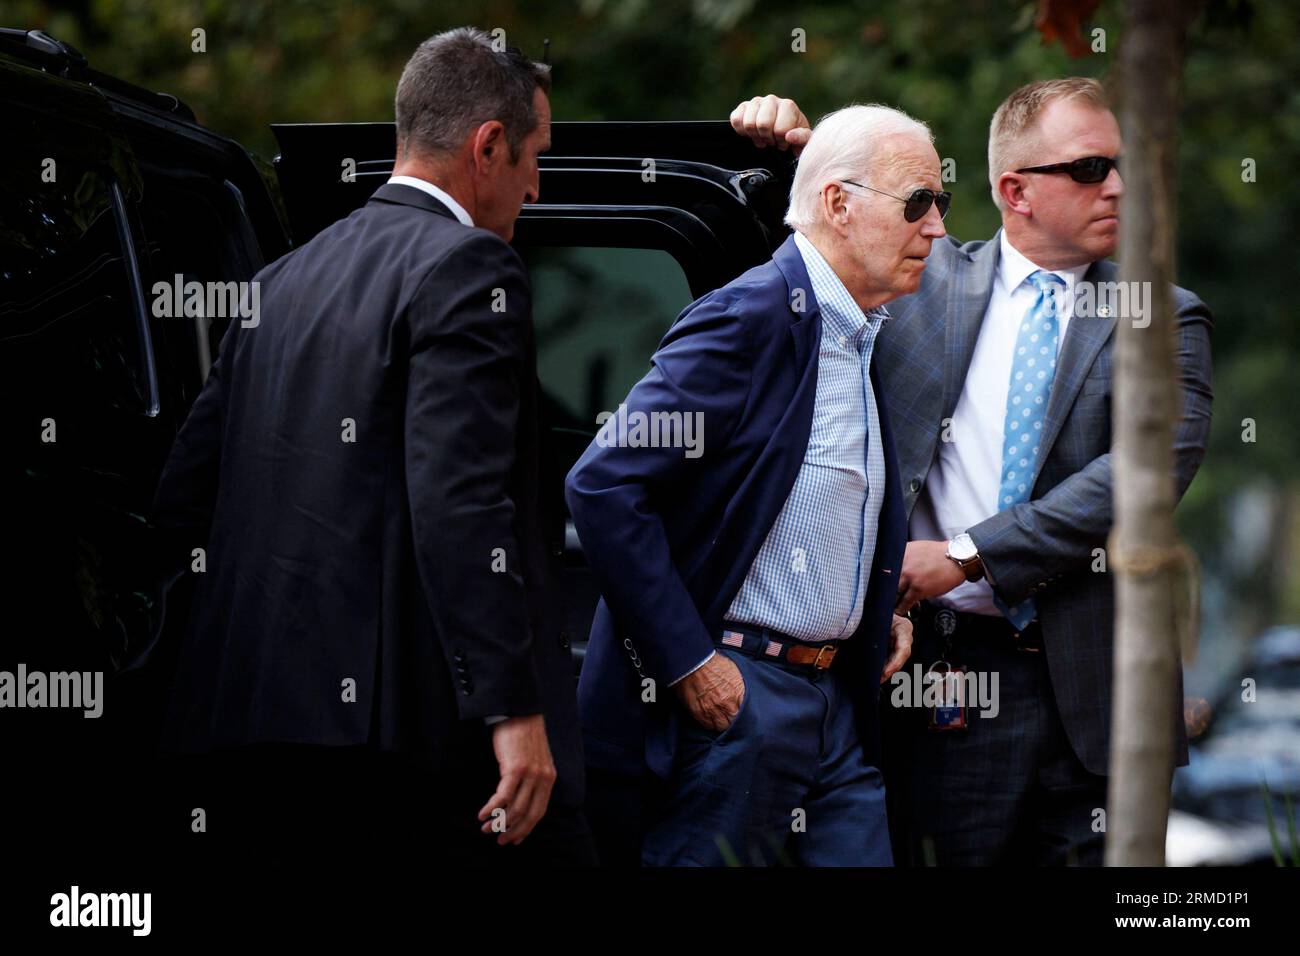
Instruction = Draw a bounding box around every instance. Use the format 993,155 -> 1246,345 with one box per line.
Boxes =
733,81 -> 1212,866
151,28 -> 594,865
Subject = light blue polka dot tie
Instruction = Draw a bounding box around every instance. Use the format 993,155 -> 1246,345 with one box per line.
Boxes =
993,269 -> 1065,631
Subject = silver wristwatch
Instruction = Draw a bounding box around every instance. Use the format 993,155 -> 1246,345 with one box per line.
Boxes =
945,533 -> 984,583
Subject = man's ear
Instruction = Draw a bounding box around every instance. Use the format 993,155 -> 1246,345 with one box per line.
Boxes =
471,120 -> 507,175
821,183 -> 850,232
997,172 -> 1031,216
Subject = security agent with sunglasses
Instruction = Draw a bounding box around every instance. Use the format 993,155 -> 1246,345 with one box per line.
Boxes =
732,79 -> 1212,866
567,104 -> 946,866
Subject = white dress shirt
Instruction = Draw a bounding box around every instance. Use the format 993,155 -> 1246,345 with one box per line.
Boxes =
909,230 -> 1088,614
387,175 -> 474,227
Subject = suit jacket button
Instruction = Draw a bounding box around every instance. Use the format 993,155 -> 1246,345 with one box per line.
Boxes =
909,478 -> 921,493
559,631 -> 571,650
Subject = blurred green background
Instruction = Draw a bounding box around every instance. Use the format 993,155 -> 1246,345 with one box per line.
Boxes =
11,0 -> 1299,690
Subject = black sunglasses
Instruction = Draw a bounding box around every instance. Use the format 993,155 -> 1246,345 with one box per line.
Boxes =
841,179 -> 952,222
1015,156 -> 1120,184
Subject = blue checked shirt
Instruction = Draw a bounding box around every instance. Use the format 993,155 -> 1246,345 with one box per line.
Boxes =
724,231 -> 889,643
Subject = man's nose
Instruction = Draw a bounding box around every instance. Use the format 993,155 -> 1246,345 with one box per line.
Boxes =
1102,167 -> 1124,200
921,204 -> 946,238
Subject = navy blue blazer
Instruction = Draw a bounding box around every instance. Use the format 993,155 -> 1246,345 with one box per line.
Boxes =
565,234 -> 908,778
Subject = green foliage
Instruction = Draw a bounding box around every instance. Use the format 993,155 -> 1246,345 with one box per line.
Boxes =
1261,778 -> 1299,867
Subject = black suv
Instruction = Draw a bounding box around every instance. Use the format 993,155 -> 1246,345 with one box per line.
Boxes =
0,28 -> 795,778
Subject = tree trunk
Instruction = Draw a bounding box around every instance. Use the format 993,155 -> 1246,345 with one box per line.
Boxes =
1107,0 -> 1193,865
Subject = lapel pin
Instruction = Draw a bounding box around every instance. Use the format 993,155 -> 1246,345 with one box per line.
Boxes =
1098,306 -> 1112,318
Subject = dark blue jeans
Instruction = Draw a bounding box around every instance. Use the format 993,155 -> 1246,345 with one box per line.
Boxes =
642,641 -> 892,866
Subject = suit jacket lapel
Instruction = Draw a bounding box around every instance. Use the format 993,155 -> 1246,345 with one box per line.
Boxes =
774,233 -> 822,371
1034,259 -> 1116,488
943,234 -> 1001,421
701,235 -> 821,622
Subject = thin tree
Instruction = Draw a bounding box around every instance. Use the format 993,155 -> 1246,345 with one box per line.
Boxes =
1107,0 -> 1199,866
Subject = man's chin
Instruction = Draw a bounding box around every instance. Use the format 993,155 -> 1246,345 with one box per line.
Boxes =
1092,235 -> 1119,260
898,263 -> 926,290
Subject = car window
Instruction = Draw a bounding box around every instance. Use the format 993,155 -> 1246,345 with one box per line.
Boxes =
525,245 -> 693,439
0,128 -> 165,676
520,243 -> 694,557
136,166 -> 265,390
0,150 -> 152,415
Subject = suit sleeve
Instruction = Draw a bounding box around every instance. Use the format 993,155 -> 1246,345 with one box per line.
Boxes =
968,290 -> 1214,605
405,232 -> 542,721
564,290 -> 758,686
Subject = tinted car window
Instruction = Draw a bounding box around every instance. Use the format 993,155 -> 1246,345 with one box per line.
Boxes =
0,156 -> 151,415
0,133 -> 159,678
525,244 -> 693,447
136,167 -> 265,390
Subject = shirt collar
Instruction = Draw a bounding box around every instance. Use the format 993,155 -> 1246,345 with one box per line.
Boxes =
997,229 -> 1089,297
387,175 -> 474,227
792,231 -> 888,350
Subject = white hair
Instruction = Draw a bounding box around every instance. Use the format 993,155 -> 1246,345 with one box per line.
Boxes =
784,103 -> 934,231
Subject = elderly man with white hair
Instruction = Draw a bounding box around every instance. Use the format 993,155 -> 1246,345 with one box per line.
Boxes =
566,104 -> 949,865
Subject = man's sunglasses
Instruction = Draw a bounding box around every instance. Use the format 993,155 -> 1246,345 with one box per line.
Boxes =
1014,156 -> 1120,184
841,179 -> 952,222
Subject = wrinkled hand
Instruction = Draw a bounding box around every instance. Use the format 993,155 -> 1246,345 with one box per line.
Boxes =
675,653 -> 745,733
729,94 -> 811,154
478,713 -> 556,846
880,613 -> 914,684
896,540 -> 966,615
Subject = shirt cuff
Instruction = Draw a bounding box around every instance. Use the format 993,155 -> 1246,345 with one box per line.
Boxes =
668,649 -> 716,687
483,714 -> 509,727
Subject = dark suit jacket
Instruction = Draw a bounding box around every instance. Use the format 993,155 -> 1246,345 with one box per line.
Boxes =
565,234 -> 908,779
879,230 -> 1214,775
151,182 -> 583,806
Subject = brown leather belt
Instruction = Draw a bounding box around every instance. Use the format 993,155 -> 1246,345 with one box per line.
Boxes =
717,624 -> 840,670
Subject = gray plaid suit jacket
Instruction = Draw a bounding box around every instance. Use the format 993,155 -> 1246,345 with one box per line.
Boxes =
877,229 -> 1213,775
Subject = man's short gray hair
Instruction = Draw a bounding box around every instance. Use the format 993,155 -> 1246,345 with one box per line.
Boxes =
395,27 -> 551,163
785,104 -> 934,231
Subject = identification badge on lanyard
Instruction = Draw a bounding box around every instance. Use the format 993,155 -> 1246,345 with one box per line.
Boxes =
926,660 -> 968,731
